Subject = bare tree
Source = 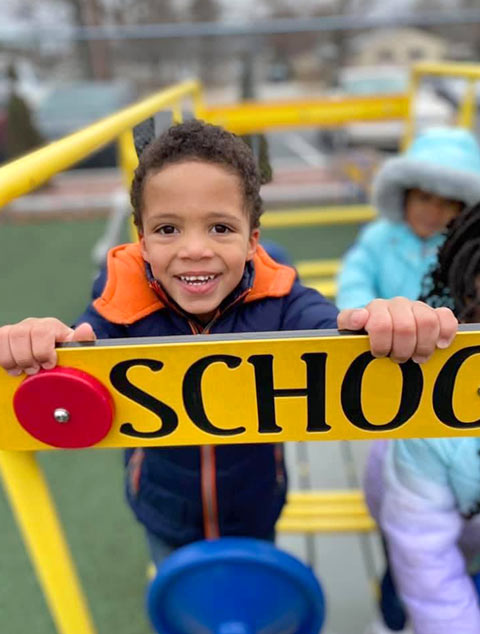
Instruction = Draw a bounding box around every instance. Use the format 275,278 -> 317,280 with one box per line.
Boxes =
54,0 -> 113,79
413,0 -> 480,59
110,0 -> 184,88
262,0 -> 372,86
187,0 -> 221,85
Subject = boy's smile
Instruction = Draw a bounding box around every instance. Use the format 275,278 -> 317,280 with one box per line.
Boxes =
140,161 -> 259,323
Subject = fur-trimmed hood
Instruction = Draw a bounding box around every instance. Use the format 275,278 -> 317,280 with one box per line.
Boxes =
373,127 -> 480,222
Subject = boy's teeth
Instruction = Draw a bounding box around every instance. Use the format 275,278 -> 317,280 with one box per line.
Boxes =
179,274 -> 215,284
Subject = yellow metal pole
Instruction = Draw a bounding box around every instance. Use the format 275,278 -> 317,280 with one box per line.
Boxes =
0,451 -> 96,634
261,205 -> 375,228
117,129 -> 138,189
192,82 -> 206,119
172,104 -> 183,124
458,78 -> 477,129
296,258 -> 341,278
0,79 -> 201,208
401,67 -> 420,151
412,61 -> 480,80
116,129 -> 139,243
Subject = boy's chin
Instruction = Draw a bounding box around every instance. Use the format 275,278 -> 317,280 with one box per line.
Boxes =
184,303 -> 216,323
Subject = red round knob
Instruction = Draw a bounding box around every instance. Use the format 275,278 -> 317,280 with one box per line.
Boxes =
13,367 -> 114,448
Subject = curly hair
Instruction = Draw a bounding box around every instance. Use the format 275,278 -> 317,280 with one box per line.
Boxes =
130,119 -> 264,231
420,202 -> 480,321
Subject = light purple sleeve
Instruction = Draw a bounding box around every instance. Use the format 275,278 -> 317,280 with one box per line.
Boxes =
380,440 -> 480,634
363,440 -> 389,522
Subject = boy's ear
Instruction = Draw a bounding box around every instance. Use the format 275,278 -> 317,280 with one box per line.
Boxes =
139,234 -> 150,263
246,228 -> 260,261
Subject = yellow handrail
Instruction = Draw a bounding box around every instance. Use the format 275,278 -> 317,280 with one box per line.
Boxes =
412,61 -> 480,80
262,205 -> 375,228
403,61 -> 480,148
0,80 -> 203,208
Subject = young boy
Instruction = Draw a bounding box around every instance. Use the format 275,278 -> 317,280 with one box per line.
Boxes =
0,120 -> 457,564
337,127 -> 480,310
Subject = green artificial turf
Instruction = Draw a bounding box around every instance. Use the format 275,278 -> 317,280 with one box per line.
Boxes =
0,216 -> 151,634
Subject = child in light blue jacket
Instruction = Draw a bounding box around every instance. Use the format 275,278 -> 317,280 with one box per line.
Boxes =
364,202 -> 480,634
337,127 -> 480,309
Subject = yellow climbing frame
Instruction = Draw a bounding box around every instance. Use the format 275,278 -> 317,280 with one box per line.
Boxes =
1,62 -> 480,634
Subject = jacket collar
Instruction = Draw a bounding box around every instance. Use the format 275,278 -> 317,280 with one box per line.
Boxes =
93,242 -> 296,325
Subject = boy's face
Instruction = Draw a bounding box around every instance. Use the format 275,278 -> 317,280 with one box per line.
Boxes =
405,188 -> 463,239
140,160 -> 259,323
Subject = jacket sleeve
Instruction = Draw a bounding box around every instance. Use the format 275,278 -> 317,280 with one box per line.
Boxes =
74,264 -> 128,339
280,280 -> 339,331
380,439 -> 480,634
336,222 -> 381,310
74,302 -> 128,339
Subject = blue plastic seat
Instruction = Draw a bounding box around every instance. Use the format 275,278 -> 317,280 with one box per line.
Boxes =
147,537 -> 325,634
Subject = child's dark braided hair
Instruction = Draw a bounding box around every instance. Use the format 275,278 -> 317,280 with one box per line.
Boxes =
420,202 -> 480,321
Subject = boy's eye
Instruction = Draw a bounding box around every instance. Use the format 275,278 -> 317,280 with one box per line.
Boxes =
211,224 -> 231,234
157,225 -> 177,235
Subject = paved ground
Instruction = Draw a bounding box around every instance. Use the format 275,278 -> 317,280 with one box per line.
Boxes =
281,440 -> 382,634
3,163 -> 359,218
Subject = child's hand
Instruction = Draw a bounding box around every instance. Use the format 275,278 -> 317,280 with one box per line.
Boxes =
0,318 -> 96,376
337,297 -> 457,363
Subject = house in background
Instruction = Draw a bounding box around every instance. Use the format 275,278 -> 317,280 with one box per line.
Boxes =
350,27 -> 448,67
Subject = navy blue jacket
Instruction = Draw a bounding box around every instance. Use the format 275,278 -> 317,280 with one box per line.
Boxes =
77,243 -> 338,546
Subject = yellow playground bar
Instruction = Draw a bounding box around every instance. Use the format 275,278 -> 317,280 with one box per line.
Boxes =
1,61 -> 480,633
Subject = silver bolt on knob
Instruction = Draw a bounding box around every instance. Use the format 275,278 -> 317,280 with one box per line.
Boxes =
54,408 -> 70,423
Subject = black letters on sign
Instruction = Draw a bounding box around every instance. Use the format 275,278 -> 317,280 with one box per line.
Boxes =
433,345 -> 480,429
110,359 -> 178,438
341,352 -> 423,431
183,355 -> 245,436
247,353 -> 330,433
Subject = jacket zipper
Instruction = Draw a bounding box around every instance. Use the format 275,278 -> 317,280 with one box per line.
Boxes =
150,276 -> 251,540
188,289 -> 251,539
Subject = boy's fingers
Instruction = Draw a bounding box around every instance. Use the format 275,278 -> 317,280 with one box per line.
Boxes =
389,297 -> 418,363
31,320 -> 70,370
34,322 -> 96,369
69,323 -> 96,342
410,301 -> 440,364
362,299 -> 394,358
435,306 -> 458,349
0,325 -> 21,375
6,319 -> 39,374
336,307 -> 369,331
0,318 -> 83,375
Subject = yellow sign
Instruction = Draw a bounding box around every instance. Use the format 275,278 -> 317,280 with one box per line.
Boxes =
1,327 -> 479,451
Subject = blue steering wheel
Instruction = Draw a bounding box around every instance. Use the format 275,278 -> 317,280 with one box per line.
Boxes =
147,537 -> 325,634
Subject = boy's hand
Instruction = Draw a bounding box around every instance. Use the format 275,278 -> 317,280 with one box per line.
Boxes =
337,297 -> 457,363
0,318 -> 96,376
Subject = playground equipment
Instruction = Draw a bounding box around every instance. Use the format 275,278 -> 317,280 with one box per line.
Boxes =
147,538 -> 325,634
1,61 -> 480,633
2,325 -> 480,634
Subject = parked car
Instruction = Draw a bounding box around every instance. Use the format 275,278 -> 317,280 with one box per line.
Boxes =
34,80 -> 136,168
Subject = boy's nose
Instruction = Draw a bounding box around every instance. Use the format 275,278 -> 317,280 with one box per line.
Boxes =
178,235 -> 214,260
